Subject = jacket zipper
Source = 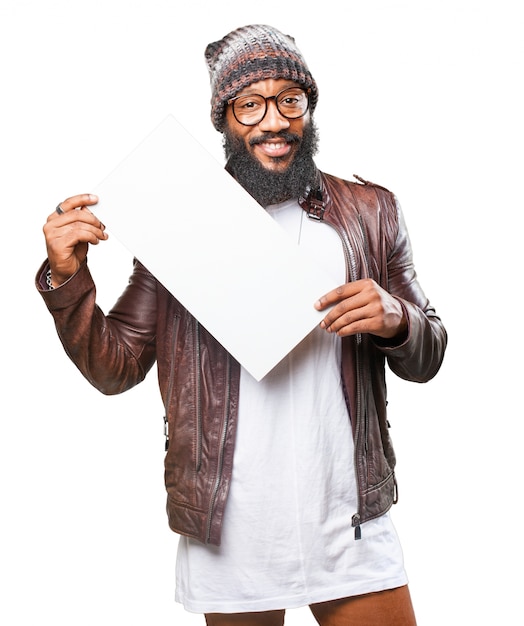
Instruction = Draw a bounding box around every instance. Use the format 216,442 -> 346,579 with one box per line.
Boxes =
308,211 -> 365,540
205,352 -> 232,543
164,316 -> 180,452
351,351 -> 365,541
333,222 -> 365,540
195,321 -> 203,472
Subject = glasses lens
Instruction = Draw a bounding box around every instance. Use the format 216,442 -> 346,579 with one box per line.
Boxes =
232,94 -> 267,125
276,88 -> 309,119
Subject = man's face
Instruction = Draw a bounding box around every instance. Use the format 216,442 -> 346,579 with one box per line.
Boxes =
224,78 -> 311,173
223,78 -> 318,206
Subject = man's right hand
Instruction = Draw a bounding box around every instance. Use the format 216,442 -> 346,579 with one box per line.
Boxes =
43,194 -> 107,287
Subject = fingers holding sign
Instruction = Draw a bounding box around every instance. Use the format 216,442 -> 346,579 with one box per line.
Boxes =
43,194 -> 107,287
315,278 -> 407,340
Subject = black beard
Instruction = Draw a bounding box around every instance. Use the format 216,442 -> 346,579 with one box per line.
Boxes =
223,121 -> 319,207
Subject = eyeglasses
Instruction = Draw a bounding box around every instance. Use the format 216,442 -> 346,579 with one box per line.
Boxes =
228,87 -> 310,126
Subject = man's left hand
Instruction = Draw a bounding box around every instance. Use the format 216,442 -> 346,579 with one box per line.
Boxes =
315,278 -> 407,340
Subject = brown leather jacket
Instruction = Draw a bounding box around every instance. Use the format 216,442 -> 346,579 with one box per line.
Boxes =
36,173 -> 447,546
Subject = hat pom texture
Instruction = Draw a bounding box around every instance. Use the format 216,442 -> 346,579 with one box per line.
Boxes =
205,24 -> 318,131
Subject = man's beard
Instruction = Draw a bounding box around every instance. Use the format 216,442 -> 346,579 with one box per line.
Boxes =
223,121 -> 319,207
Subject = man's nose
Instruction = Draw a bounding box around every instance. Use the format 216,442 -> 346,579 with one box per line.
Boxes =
258,99 -> 290,132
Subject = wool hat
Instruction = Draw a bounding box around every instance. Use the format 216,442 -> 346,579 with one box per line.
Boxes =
205,24 -> 318,131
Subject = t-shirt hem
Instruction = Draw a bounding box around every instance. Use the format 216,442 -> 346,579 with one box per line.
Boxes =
175,573 -> 409,614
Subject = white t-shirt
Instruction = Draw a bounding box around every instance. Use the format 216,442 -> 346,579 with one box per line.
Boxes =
175,199 -> 407,614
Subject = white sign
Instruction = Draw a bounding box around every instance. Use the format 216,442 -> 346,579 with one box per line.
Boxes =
93,115 -> 336,380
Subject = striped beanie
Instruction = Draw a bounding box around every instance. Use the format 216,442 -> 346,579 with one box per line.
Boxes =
205,24 -> 318,131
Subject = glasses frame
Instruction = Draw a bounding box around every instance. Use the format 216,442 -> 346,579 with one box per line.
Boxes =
227,87 -> 310,126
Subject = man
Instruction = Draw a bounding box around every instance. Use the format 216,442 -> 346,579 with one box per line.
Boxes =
37,24 -> 447,626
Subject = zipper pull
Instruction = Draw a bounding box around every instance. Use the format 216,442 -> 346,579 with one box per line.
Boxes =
163,415 -> 169,451
352,513 -> 362,540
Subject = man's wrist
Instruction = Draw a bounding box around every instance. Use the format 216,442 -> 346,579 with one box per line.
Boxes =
46,268 -> 71,289
45,269 -> 55,290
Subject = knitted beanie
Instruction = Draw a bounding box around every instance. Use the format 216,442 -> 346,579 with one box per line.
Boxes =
205,24 -> 318,131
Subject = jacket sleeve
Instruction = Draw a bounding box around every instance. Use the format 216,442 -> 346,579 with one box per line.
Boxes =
35,258 -> 158,395
374,192 -> 448,383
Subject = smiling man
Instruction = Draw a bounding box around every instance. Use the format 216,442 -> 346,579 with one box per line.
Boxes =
222,78 -> 319,207
37,24 -> 446,626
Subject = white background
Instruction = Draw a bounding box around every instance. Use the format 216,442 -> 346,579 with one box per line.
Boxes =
1,1 -> 522,624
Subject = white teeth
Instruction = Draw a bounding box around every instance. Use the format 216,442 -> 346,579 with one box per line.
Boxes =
264,142 -> 285,151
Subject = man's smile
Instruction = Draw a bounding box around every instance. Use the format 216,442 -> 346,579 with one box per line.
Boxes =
248,132 -> 300,166
254,139 -> 292,159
